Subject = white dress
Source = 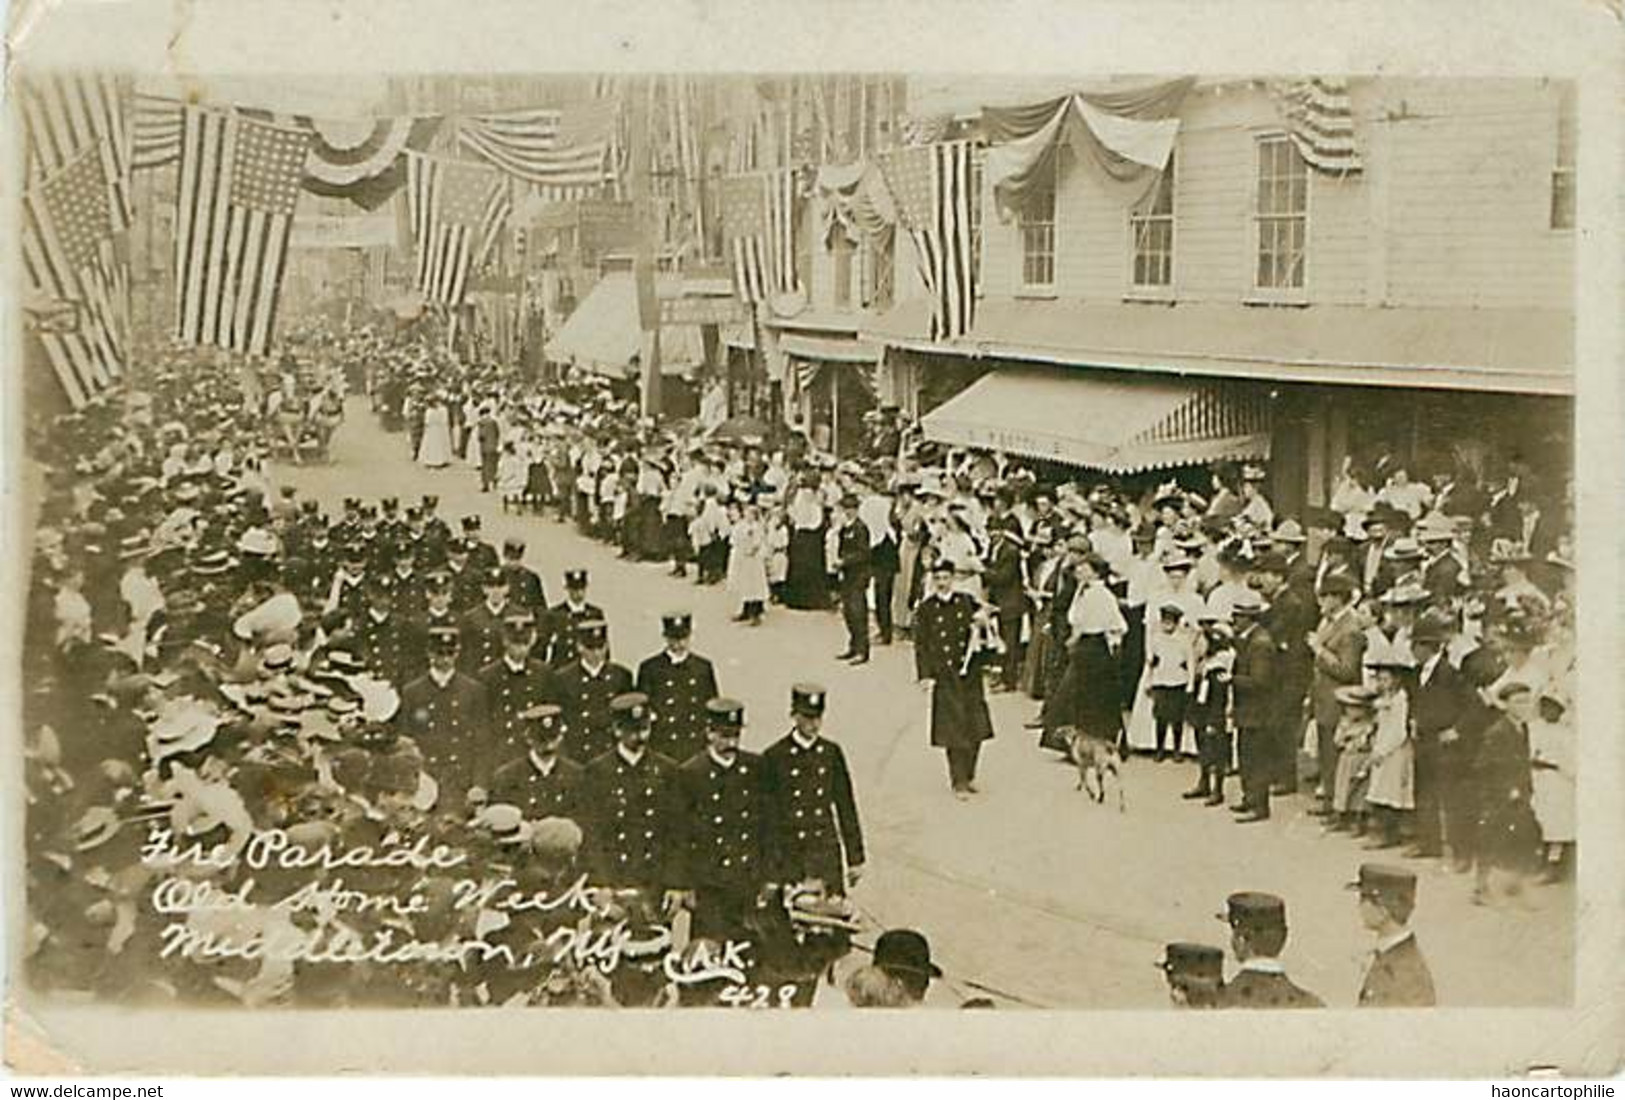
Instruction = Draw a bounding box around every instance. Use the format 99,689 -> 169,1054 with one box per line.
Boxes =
1364,691 -> 1415,811
417,405 -> 452,468
1528,716 -> 1576,843
726,517 -> 771,605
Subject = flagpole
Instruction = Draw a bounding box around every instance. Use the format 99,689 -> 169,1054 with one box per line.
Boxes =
630,77 -> 663,420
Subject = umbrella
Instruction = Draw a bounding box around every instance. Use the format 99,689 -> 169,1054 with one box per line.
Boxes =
708,415 -> 774,444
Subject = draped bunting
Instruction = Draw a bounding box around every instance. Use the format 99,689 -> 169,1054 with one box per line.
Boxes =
980,77 -> 1196,219
1270,77 -> 1363,175
456,101 -> 618,191
813,160 -> 897,246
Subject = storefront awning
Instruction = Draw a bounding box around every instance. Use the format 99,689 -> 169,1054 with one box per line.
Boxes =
779,332 -> 881,364
920,366 -> 1272,473
542,272 -> 704,378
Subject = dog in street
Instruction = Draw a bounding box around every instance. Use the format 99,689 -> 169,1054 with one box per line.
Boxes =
1061,727 -> 1126,812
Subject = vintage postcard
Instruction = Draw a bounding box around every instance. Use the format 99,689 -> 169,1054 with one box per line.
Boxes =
3,0 -> 1622,1078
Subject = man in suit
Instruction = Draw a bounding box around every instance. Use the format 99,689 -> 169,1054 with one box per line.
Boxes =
459,569 -> 514,674
397,626 -> 491,812
578,692 -> 681,894
501,537 -> 547,614
636,612 -> 719,763
860,481 -> 900,646
1216,892 -> 1324,1008
1269,518 -> 1315,602
544,569 -> 605,669
761,684 -> 865,895
1408,610 -> 1467,858
1230,591 -> 1278,823
1348,863 -> 1437,1007
555,620 -> 635,762
672,698 -> 768,941
487,704 -> 583,822
1252,552 -> 1313,796
833,495 -> 873,665
478,612 -> 563,767
985,526 -> 1030,692
1307,574 -> 1366,817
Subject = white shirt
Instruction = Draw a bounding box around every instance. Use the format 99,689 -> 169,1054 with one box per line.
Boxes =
1068,582 -> 1127,638
616,746 -> 647,767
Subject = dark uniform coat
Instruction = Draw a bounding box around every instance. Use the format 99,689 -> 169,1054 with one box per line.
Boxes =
488,753 -> 584,822
674,749 -> 767,939
1219,965 -> 1325,1008
398,670 -> 491,807
1357,934 -> 1437,1007
388,568 -> 428,621
478,657 -> 564,765
408,607 -> 460,680
913,591 -> 995,748
543,600 -> 606,668
635,651 -> 719,763
555,659 -> 635,761
760,732 -> 865,889
579,748 -> 681,889
356,608 -> 418,688
458,600 -> 514,673
504,562 -> 547,614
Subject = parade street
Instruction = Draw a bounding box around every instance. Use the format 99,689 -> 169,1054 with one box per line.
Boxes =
274,400 -> 1574,1010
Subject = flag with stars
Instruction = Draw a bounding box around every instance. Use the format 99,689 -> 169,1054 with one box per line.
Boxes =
881,140 -> 976,341
721,172 -> 768,303
405,152 -> 506,309
174,105 -> 311,356
21,145 -> 126,407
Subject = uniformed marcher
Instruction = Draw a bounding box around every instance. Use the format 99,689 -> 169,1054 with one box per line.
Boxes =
1214,892 -> 1324,1008
324,543 -> 370,620
459,569 -> 515,673
1156,942 -> 1226,1008
912,560 -> 997,799
398,626 -> 492,811
636,612 -> 719,763
355,574 -> 417,688
761,684 -> 866,894
579,692 -> 681,893
409,572 -> 460,681
833,494 -> 872,664
488,704 -> 583,822
674,698 -> 767,941
388,544 -> 428,621
478,612 -> 562,765
544,568 -> 605,668
501,537 -> 547,613
443,540 -> 481,611
556,620 -> 635,761
1348,863 -> 1437,1007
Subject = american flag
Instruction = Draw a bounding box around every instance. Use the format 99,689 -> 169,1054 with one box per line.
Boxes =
1273,77 -> 1363,175
21,146 -> 126,406
473,176 -> 513,274
20,73 -> 133,231
132,92 -> 185,170
720,173 -> 769,303
173,106 -> 311,357
456,100 -> 617,190
882,140 -> 976,341
406,153 -> 504,309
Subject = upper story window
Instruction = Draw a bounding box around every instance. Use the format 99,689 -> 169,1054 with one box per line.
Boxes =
1019,157 -> 1056,290
1130,152 -> 1176,289
1254,135 -> 1308,292
1551,86 -> 1576,230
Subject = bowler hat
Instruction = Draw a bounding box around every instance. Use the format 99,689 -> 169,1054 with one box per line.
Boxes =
873,928 -> 943,978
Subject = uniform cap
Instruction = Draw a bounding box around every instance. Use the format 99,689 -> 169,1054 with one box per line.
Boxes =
790,683 -> 827,716
1218,891 -> 1287,929
564,568 -> 589,588
611,692 -> 652,729
575,619 -> 609,647
503,537 -> 525,556
521,704 -> 564,734
661,611 -> 693,638
1345,862 -> 1417,902
483,569 -> 508,588
427,626 -> 461,651
1156,942 -> 1225,981
705,697 -> 745,728
461,515 -> 482,532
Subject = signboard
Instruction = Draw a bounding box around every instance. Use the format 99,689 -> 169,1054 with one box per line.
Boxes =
660,296 -> 748,326
290,211 -> 400,250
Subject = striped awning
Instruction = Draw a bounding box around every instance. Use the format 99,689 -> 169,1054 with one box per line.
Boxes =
921,366 -> 1271,474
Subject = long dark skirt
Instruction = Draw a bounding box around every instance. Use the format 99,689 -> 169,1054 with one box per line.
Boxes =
1119,611 -> 1146,710
785,527 -> 829,610
1058,633 -> 1123,741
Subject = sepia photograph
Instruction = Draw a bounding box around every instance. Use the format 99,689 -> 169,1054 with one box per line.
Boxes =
2,0 -> 1621,1079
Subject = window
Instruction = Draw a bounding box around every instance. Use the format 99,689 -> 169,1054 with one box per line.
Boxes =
832,232 -> 854,307
1551,87 -> 1576,230
1254,135 -> 1308,292
1130,152 -> 1175,289
968,145 -> 985,294
1019,158 -> 1056,290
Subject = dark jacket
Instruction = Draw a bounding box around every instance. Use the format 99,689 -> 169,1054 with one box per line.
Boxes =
543,600 -> 606,667
635,650 -> 720,763
1357,934 -> 1437,1007
478,656 -> 564,764
488,753 -> 584,822
760,732 -> 865,888
673,749 -> 768,894
1231,622 -> 1277,730
835,521 -> 871,591
578,748 -> 680,889
1220,966 -> 1325,1009
398,670 -> 491,805
555,658 -> 635,761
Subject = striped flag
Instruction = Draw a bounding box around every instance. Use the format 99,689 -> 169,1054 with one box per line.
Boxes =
21,146 -> 126,406
20,73 -> 133,231
456,101 -> 617,190
765,166 -> 801,297
1273,77 -> 1363,175
721,173 -> 768,303
405,153 -> 503,309
173,106 -> 311,356
473,176 -> 512,273
132,92 -> 185,169
882,140 -> 975,341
